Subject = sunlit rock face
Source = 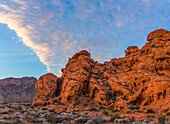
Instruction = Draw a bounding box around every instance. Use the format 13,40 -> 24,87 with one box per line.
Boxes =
32,29 -> 170,114
0,77 -> 37,102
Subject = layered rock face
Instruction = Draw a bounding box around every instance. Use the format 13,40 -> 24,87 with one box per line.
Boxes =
33,29 -> 170,113
0,77 -> 37,102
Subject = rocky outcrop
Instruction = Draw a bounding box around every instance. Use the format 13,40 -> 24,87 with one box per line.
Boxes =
32,29 -> 170,114
0,77 -> 37,102
32,73 -> 61,106
59,50 -> 95,103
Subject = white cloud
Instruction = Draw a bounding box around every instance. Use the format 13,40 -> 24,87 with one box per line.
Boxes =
0,0 -> 169,75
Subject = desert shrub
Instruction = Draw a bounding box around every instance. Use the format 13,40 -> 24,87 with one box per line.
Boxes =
87,100 -> 90,103
124,97 -> 129,101
166,112 -> 170,116
158,115 -> 165,124
45,115 -> 54,123
74,95 -> 79,101
41,108 -> 48,110
54,117 -> 63,123
89,107 -> 98,111
129,116 -> 135,122
49,109 -> 55,112
99,106 -> 105,109
110,114 -> 119,122
151,45 -> 156,48
126,111 -> 131,114
74,109 -> 80,112
128,105 -> 134,110
131,90 -> 135,95
112,109 -> 119,113
72,111 -> 77,115
83,103 -> 87,106
145,119 -> 150,123
164,108 -> 168,113
74,95 -> 80,105
135,105 -> 140,110
151,115 -> 156,118
157,73 -> 164,76
102,110 -> 109,116
146,109 -> 155,113
95,76 -> 100,79
0,101 -> 8,105
128,105 -> 140,110
124,84 -> 129,87
97,81 -> 100,84
21,110 -> 27,113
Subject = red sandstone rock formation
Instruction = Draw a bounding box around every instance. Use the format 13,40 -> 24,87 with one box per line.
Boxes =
32,29 -> 170,114
59,50 -> 95,103
32,73 -> 60,106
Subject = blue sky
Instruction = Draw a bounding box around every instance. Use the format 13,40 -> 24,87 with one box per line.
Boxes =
0,0 -> 169,79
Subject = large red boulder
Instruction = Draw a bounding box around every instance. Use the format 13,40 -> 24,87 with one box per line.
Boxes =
147,29 -> 169,41
32,73 -> 58,106
59,50 -> 95,103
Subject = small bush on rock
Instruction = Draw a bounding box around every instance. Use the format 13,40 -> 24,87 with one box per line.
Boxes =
110,113 -> 119,122
129,116 -> 135,122
158,115 -> 165,124
72,111 -> 77,115
83,103 -> 87,106
112,109 -> 119,113
99,106 -> 105,109
146,109 -> 155,113
41,108 -> 48,110
102,110 -> 109,116
126,111 -> 131,114
89,107 -> 98,111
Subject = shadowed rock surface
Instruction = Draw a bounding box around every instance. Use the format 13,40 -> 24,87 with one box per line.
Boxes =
0,77 -> 37,102
32,29 -> 170,121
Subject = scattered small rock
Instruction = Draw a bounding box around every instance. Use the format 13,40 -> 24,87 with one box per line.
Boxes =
74,117 -> 87,123
0,115 -> 11,120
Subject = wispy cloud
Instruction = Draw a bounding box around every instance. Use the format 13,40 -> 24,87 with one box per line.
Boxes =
0,0 -> 169,75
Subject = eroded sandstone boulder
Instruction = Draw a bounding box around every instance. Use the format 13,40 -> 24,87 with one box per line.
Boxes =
59,50 -> 95,103
32,73 -> 58,106
147,29 -> 169,41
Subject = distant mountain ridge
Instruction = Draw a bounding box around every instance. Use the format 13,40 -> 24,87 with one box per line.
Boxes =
0,77 -> 37,102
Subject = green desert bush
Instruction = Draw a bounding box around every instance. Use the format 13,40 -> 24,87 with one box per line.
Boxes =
126,111 -> 131,114
158,115 -> 165,124
110,113 -> 119,122
99,105 -> 105,109
83,103 -> 87,106
41,108 -> 48,110
112,109 -> 119,113
45,115 -> 54,123
102,110 -> 109,116
54,117 -> 63,123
